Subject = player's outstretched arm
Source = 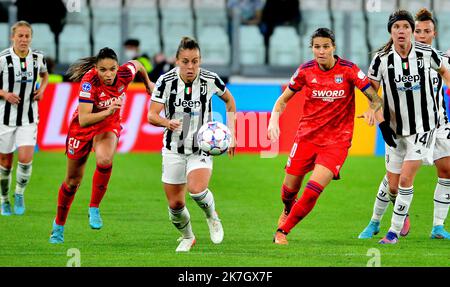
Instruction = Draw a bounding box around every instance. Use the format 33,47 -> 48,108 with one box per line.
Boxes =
129,60 -> 155,95
219,89 -> 237,158
268,88 -> 296,142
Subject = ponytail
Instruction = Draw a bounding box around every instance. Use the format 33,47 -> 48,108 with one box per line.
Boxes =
66,56 -> 96,82
377,38 -> 394,56
65,47 -> 119,82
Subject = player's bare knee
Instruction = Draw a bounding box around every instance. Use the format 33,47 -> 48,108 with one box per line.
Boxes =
187,184 -> 207,195
399,176 -> 414,188
437,168 -> 450,179
169,200 -> 185,210
96,158 -> 113,167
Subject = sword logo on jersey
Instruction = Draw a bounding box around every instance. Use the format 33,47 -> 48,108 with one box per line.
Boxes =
312,89 -> 346,102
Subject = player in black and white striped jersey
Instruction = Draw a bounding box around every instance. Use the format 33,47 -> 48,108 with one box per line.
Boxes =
148,37 -> 236,252
360,10 -> 450,244
359,8 -> 450,241
0,21 -> 48,216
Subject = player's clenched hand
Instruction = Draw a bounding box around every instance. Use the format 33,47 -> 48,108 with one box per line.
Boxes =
106,99 -> 122,116
167,119 -> 182,132
267,120 -> 280,142
4,92 -> 21,105
357,109 -> 376,126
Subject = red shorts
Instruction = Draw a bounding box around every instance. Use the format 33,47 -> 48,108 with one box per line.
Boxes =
285,141 -> 350,179
65,124 -> 121,160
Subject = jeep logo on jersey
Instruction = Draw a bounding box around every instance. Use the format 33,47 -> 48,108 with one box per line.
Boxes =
174,98 -> 201,108
312,90 -> 346,102
394,74 -> 421,83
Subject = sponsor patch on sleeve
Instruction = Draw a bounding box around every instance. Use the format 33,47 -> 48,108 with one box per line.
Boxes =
79,91 -> 91,98
127,64 -> 137,75
358,70 -> 367,80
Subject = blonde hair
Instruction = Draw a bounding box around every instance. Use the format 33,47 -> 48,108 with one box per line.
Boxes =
11,20 -> 33,36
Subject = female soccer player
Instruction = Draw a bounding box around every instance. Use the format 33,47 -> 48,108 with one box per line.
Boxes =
0,21 -> 48,216
359,8 -> 450,241
269,28 -> 391,245
147,37 -> 236,252
49,47 -> 154,243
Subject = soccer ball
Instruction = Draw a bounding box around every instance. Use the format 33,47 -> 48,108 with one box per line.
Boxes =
197,121 -> 231,156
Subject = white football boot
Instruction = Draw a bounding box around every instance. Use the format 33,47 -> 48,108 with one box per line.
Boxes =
206,211 -> 224,244
175,236 -> 196,252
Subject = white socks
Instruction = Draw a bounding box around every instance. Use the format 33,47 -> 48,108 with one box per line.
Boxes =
371,176 -> 390,222
15,162 -> 32,195
190,188 -> 216,219
169,206 -> 194,239
390,186 -> 414,235
433,178 -> 450,227
0,165 -> 11,204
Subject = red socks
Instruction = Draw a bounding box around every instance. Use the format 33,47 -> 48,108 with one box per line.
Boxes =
55,182 -> 78,226
279,180 -> 324,234
89,164 -> 112,208
281,184 -> 299,213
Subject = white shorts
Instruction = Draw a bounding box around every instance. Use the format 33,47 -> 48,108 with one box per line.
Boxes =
385,129 -> 436,174
433,123 -> 450,161
0,123 -> 37,154
161,148 -> 213,184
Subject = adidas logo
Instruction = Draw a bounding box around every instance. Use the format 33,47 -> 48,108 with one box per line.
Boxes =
311,78 -> 318,83
8,63 -> 13,68
171,88 -> 177,94
388,64 -> 394,69
200,158 -> 206,163
415,149 -> 421,154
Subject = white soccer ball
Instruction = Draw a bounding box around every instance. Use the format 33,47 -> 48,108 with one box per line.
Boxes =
197,121 -> 232,156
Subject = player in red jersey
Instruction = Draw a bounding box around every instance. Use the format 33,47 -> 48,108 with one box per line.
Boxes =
268,28 -> 395,244
49,48 -> 154,244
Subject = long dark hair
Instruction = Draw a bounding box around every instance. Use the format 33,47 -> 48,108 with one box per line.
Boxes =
66,47 -> 118,82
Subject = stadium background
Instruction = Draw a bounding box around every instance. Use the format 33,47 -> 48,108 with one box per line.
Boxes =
2,0 -> 449,155
1,0 -> 450,268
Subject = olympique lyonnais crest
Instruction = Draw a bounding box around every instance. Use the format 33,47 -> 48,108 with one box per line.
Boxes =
335,74 -> 343,84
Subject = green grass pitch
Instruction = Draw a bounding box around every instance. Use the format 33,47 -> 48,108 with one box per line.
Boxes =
0,151 -> 448,267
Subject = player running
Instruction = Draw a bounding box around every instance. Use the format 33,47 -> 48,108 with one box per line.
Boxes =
147,37 -> 236,252
49,47 -> 154,243
269,28 -> 393,245
359,8 -> 450,241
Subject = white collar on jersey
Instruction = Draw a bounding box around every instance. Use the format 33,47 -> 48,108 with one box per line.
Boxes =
9,47 -> 32,59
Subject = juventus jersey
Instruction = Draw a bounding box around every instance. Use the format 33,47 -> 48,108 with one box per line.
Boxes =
0,47 -> 47,126
368,41 -> 442,136
151,67 -> 227,155
433,49 -> 450,127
